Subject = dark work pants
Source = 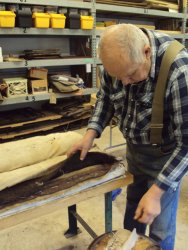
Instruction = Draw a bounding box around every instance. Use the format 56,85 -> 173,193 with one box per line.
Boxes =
124,141 -> 179,250
124,175 -> 148,234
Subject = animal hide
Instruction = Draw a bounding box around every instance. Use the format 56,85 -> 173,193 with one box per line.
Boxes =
0,151 -> 119,208
0,155 -> 67,191
0,131 -> 82,173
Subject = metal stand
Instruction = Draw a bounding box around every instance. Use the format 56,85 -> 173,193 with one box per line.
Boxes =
71,210 -> 98,239
105,191 -> 112,233
64,191 -> 113,238
105,121 -> 126,151
64,205 -> 81,238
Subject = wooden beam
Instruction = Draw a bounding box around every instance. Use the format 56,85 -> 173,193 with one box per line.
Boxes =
0,174 -> 133,231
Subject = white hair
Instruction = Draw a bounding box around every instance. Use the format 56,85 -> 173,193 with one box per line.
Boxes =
98,23 -> 150,63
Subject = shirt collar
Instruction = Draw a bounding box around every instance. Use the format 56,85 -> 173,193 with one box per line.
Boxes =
141,28 -> 157,81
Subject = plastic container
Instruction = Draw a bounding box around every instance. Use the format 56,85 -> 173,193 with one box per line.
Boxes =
81,15 -> 94,30
50,13 -> 66,28
66,13 -> 80,29
32,13 -> 50,28
16,9 -> 32,28
0,11 -> 16,28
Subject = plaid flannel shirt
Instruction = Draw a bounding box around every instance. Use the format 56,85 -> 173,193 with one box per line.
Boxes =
88,29 -> 188,190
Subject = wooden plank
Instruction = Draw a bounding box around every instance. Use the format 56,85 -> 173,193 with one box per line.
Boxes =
0,112 -> 62,129
146,0 -> 179,10
0,174 -> 133,230
135,24 -> 155,30
96,24 -> 155,30
184,0 -> 188,8
0,114 -> 90,140
95,0 -> 179,10
95,0 -> 147,7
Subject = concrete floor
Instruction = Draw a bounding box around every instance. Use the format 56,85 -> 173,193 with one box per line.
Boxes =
0,126 -> 187,250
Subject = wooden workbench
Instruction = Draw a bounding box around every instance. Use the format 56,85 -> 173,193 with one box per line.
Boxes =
0,173 -> 132,236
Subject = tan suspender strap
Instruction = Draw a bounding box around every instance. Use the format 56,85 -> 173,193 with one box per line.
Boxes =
150,40 -> 184,144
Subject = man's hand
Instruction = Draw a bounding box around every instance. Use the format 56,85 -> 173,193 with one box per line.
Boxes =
67,129 -> 97,160
134,184 -> 165,225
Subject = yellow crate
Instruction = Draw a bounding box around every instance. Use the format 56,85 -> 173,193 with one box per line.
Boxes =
104,20 -> 117,27
32,13 -> 50,28
80,15 -> 94,30
0,11 -> 16,28
50,14 -> 66,28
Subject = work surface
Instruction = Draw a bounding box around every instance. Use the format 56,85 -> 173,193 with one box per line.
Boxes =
0,127 -> 186,250
0,171 -> 133,232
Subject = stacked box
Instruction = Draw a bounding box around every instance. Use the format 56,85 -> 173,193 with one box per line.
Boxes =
3,77 -> 28,97
29,68 -> 48,94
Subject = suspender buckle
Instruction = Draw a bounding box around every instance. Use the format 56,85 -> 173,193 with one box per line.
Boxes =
150,123 -> 163,129
150,123 -> 164,144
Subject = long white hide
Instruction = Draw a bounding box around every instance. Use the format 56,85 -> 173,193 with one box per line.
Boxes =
0,132 -> 82,173
0,155 -> 67,191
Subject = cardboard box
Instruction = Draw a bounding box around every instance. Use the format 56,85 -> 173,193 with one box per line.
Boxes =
104,20 -> 117,27
3,77 -> 28,97
29,68 -> 48,80
30,79 -> 48,94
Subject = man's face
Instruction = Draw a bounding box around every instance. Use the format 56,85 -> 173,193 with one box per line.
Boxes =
108,61 -> 150,85
121,61 -> 151,85
101,45 -> 151,85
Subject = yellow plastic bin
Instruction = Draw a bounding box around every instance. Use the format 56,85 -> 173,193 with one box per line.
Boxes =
50,13 -> 66,28
32,13 -> 50,28
0,11 -> 16,28
80,15 -> 94,30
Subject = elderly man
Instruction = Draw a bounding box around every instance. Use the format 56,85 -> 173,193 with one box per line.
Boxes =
68,24 -> 188,250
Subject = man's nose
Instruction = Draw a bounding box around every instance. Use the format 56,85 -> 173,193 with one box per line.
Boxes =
121,76 -> 132,85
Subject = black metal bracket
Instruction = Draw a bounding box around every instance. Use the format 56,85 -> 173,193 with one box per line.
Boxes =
64,204 -> 81,238
64,204 -> 98,239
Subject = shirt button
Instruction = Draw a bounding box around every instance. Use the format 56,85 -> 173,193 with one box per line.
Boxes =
128,114 -> 131,117
125,128 -> 128,131
131,99 -> 134,102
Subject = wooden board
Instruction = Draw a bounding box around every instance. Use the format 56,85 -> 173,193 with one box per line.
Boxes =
135,24 -> 155,30
0,173 -> 133,231
146,0 -> 179,10
0,114 -> 90,140
97,24 -> 155,30
94,0 -> 147,7
0,112 -> 62,129
86,0 -> 179,10
0,164 -> 112,208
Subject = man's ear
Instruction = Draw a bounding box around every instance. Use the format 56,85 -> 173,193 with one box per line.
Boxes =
144,45 -> 151,59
